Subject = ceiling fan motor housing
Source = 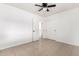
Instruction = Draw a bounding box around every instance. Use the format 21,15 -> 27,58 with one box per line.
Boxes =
42,3 -> 48,7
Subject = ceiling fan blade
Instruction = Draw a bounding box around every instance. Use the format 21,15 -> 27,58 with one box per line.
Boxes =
35,4 -> 42,7
48,5 -> 56,7
38,8 -> 43,11
47,9 -> 49,12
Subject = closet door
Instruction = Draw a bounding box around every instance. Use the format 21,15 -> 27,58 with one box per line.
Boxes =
46,19 -> 56,40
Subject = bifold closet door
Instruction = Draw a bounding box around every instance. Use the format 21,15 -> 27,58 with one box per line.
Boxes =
46,19 -> 56,40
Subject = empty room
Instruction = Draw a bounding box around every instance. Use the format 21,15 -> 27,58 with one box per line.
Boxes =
0,3 -> 79,56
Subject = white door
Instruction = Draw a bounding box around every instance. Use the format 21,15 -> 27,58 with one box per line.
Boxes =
32,18 -> 41,41
46,20 -> 56,40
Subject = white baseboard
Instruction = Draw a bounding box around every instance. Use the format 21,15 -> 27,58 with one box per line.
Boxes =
45,38 -> 79,46
55,39 -> 79,46
0,39 -> 32,50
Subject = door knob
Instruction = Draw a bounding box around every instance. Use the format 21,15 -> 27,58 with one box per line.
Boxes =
33,30 -> 35,32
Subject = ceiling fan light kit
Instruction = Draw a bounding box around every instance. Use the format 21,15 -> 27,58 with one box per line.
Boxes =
43,8 -> 47,11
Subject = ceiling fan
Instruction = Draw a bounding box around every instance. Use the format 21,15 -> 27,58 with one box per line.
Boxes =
35,3 -> 56,12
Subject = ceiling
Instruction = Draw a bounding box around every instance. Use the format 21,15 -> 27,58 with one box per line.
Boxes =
5,3 -> 79,17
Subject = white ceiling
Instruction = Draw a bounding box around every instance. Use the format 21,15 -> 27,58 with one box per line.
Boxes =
5,3 -> 79,17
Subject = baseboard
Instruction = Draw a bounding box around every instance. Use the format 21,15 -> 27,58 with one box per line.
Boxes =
45,38 -> 79,46
0,37 -> 41,50
0,39 -> 32,50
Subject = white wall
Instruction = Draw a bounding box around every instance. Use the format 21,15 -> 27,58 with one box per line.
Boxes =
44,8 -> 79,46
0,4 -> 42,50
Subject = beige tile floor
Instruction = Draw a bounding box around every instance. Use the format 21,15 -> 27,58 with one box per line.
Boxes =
0,39 -> 79,56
